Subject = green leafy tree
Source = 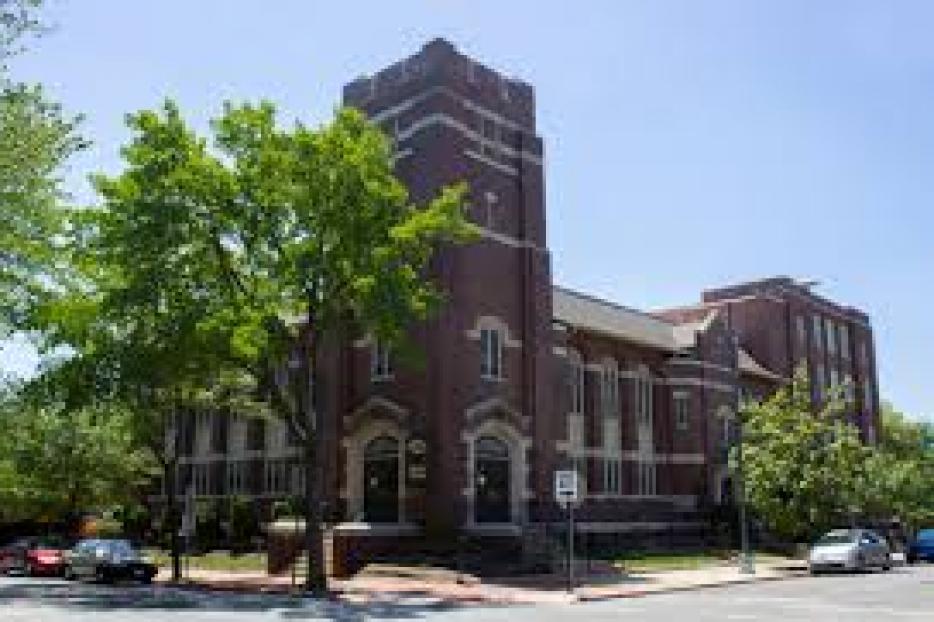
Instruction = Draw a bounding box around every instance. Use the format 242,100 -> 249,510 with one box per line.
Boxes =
0,0 -> 85,333
78,100 -> 476,590
0,385 -> 158,524
738,370 -> 871,541
859,403 -> 934,531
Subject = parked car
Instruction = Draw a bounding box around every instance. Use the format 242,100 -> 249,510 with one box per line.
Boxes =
0,537 -> 68,576
64,539 -> 157,584
809,528 -> 892,574
907,528 -> 934,564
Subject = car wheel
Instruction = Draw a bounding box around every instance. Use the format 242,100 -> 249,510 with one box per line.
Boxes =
94,567 -> 106,584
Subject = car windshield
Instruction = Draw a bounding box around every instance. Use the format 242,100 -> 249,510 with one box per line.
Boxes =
105,540 -> 136,557
817,531 -> 856,545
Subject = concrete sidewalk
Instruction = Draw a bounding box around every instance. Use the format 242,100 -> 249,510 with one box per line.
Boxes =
156,559 -> 809,606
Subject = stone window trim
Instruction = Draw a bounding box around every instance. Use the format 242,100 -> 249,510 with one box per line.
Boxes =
466,316 -> 522,348
340,419 -> 409,525
460,417 -> 532,529
467,316 -> 520,381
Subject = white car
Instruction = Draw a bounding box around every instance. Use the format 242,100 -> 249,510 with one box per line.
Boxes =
809,529 -> 892,574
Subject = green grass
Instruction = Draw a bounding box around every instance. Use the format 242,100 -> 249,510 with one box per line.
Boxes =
145,550 -> 268,573
611,550 -> 791,573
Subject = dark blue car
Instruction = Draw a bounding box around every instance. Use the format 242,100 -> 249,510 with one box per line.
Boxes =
908,529 -> 934,564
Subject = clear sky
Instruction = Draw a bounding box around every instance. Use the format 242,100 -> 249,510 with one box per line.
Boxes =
1,0 -> 931,420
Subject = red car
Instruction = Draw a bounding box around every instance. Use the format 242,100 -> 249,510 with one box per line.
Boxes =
0,537 -> 68,577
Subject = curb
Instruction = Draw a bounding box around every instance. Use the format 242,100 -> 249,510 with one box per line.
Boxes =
576,571 -> 807,602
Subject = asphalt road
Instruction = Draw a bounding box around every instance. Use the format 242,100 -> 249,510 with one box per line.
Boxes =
1,565 -> 932,621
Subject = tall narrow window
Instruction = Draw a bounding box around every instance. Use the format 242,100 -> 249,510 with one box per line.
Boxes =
863,378 -> 874,414
569,350 -> 584,415
603,458 -> 621,495
637,461 -> 656,496
796,315 -> 807,348
674,392 -> 690,431
812,314 -> 823,350
815,363 -> 826,401
826,318 -> 836,357
601,359 -> 619,417
195,412 -> 213,457
371,340 -> 392,381
839,324 -> 850,360
480,327 -> 503,379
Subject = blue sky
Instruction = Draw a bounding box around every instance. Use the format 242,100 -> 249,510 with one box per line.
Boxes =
1,0 -> 931,420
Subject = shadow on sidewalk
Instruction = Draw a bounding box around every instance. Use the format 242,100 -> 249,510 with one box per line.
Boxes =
0,578 -> 473,621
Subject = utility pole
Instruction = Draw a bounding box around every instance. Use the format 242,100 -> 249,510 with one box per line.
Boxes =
737,414 -> 754,574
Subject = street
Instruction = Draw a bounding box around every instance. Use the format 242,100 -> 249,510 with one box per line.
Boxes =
1,565 -> 932,621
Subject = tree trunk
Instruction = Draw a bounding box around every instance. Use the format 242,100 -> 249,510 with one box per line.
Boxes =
303,332 -> 327,593
167,458 -> 181,582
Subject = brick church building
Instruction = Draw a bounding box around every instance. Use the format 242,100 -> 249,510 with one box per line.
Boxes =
169,39 -> 881,556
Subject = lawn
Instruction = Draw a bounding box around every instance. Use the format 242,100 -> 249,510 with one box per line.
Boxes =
610,550 -> 791,573
146,549 -> 268,573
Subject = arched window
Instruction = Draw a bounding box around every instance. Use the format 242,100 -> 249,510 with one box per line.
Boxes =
363,436 -> 400,523
474,436 -> 510,523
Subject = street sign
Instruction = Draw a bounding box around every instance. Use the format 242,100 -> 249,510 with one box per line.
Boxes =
554,469 -> 579,506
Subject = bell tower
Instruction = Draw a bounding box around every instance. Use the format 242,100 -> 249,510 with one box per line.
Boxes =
343,39 -> 553,533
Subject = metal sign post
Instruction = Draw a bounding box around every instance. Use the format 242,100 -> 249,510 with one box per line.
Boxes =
554,470 -> 580,594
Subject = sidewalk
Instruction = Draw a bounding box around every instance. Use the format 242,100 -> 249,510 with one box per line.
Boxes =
156,558 -> 809,606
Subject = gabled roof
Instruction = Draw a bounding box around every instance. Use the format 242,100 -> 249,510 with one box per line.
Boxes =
738,349 -> 784,383
552,286 -> 682,352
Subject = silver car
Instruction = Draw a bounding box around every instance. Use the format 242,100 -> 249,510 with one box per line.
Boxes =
809,528 -> 892,574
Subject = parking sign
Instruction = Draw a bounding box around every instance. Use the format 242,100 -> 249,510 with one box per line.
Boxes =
554,470 -> 579,506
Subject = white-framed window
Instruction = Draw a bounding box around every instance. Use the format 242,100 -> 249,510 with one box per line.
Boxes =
603,458 -> 622,495
839,324 -> 850,359
863,378 -> 874,414
600,358 -> 619,418
480,327 -> 503,379
812,314 -> 823,350
291,464 -> 305,495
721,412 -> 733,447
264,459 -> 291,495
265,418 -> 289,453
603,417 -> 620,451
227,461 -> 248,495
815,364 -> 826,400
796,315 -> 807,348
194,412 -> 213,457
673,391 -> 690,431
569,350 -> 584,415
860,341 -> 870,369
635,368 -> 653,428
826,318 -> 836,357
371,340 -> 392,381
229,417 -> 248,456
637,461 -> 656,496
568,414 -> 584,448
843,374 -> 855,404
830,368 -> 840,392
192,463 -> 210,496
